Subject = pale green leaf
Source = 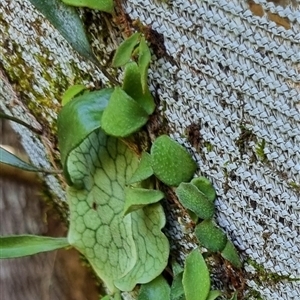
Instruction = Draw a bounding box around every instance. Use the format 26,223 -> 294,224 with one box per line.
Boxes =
62,0 -> 114,14
112,33 -> 141,67
191,177 -> 216,202
123,187 -> 164,215
195,220 -> 227,252
170,271 -> 185,300
28,0 -> 98,64
57,88 -> 113,186
0,235 -> 69,258
138,275 -> 170,300
151,135 -> 197,186
62,84 -> 86,106
67,129 -> 169,293
101,87 -> 149,137
122,62 -> 155,115
182,249 -> 210,300
127,152 -> 153,185
138,37 -> 151,93
206,290 -> 222,300
220,240 -> 242,269
0,147 -> 40,172
175,183 -> 215,220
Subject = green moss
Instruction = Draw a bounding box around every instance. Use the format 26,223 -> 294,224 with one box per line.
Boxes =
255,139 -> 267,162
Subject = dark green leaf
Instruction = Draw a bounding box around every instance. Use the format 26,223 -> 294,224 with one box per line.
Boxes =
195,220 -> 227,252
170,272 -> 185,300
182,249 -> 210,300
57,88 -> 113,186
191,177 -> 216,202
0,235 -> 69,258
28,0 -> 98,64
175,183 -> 215,220
138,275 -> 171,300
123,187 -> 164,215
127,152 -> 153,185
221,240 -> 242,269
62,0 -> 114,14
138,37 -> 151,93
151,135 -> 197,186
101,87 -> 149,137
62,84 -> 87,106
112,33 -> 141,67
122,62 -> 155,115
0,146 -> 40,172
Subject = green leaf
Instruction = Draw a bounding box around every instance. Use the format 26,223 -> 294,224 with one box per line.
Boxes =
138,275 -> 171,300
182,249 -> 210,300
127,152 -> 153,185
0,146 -> 40,172
195,220 -> 227,252
122,62 -> 155,115
229,292 -> 238,300
151,135 -> 197,186
191,177 -> 216,202
101,87 -> 149,137
0,235 -> 69,258
172,261 -> 183,277
101,296 -> 111,300
175,183 -> 215,220
123,187 -> 164,215
112,33 -> 141,67
67,129 -> 169,292
57,88 -> 113,186
28,0 -> 98,65
206,290 -> 222,300
138,37 -> 151,93
62,84 -> 86,106
170,272 -> 185,300
220,240 -> 242,269
62,0 -> 114,14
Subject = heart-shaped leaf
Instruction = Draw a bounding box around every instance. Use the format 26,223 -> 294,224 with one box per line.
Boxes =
191,177 -> 216,202
101,87 -> 149,137
0,235 -> 69,258
138,37 -> 151,93
122,62 -> 155,115
151,135 -> 197,186
195,220 -> 227,252
62,84 -> 86,106
57,88 -> 113,186
138,275 -> 171,300
67,129 -> 169,292
182,249 -> 210,300
123,187 -> 164,215
112,33 -> 141,67
62,0 -> 114,14
127,152 -> 153,185
221,240 -> 242,269
176,183 -> 215,220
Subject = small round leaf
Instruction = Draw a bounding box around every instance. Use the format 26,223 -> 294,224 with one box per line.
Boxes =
195,220 -> 228,252
151,135 -> 197,186
138,275 -> 170,300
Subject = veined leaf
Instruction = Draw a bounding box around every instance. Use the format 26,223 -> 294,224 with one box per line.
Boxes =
67,129 -> 169,292
0,235 -> 69,258
28,0 -> 98,64
112,33 -> 141,67
138,275 -> 171,300
182,249 -> 210,300
57,88 -> 113,186
62,84 -> 87,106
138,37 -> 151,93
62,0 -> 114,14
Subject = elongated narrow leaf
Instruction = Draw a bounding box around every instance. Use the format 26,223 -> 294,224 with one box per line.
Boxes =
221,240 -> 242,268
123,187 -> 164,215
182,249 -> 210,300
62,0 -> 114,14
67,129 -> 169,292
28,0 -> 98,64
138,37 -> 151,93
0,147 -> 40,172
0,235 -> 69,258
122,62 -> 155,115
57,88 -> 113,186
138,275 -> 171,300
101,87 -> 149,137
112,33 -> 140,67
62,84 -> 86,106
